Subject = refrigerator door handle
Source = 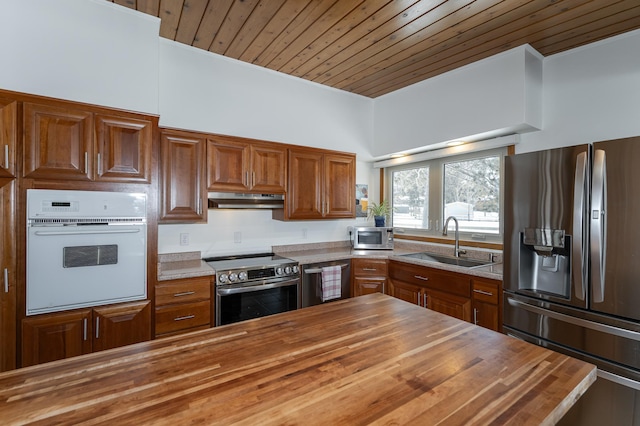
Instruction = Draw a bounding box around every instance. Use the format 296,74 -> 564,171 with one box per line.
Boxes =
591,149 -> 607,303
506,297 -> 640,341
598,369 -> 640,391
572,151 -> 587,300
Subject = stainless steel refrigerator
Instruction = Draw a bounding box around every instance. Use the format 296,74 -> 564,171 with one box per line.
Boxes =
503,136 -> 640,425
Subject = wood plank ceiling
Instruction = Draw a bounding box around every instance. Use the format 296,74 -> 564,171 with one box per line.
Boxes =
108,0 -> 640,98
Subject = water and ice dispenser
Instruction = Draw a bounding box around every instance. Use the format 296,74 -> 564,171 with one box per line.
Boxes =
518,228 -> 572,299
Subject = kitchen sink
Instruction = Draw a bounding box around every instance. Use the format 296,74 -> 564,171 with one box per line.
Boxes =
399,252 -> 493,269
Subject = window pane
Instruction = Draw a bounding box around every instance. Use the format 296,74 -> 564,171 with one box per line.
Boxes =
443,156 -> 500,234
392,166 -> 429,229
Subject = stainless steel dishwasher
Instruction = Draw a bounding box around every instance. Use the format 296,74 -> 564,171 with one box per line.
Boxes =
301,260 -> 351,308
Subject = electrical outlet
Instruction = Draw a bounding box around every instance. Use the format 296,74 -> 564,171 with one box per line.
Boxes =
302,228 -> 308,239
179,233 -> 189,246
234,231 -> 242,244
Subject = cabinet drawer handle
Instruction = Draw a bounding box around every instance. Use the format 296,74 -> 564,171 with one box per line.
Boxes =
174,315 -> 195,321
174,291 -> 196,297
473,308 -> 478,325
84,152 -> 88,173
3,268 -> 8,293
83,318 -> 88,341
252,171 -> 255,187
473,289 -> 494,296
362,268 -> 377,271
414,275 -> 429,281
95,317 -> 100,339
4,145 -> 8,169
97,153 -> 102,175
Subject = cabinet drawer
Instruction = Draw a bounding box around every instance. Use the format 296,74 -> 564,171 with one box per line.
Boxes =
389,261 -> 470,297
155,301 -> 210,335
472,279 -> 500,304
156,277 -> 211,306
352,258 -> 387,276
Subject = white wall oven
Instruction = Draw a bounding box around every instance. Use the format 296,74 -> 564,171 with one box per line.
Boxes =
26,189 -> 147,316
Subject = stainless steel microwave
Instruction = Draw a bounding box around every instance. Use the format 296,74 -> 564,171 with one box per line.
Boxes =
351,227 -> 394,250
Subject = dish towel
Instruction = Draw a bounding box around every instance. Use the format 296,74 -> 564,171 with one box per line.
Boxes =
321,265 -> 342,302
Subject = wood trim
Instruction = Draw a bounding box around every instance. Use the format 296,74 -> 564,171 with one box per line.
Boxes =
507,144 -> 515,155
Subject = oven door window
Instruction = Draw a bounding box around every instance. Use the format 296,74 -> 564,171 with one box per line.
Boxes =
218,285 -> 298,326
358,231 -> 382,245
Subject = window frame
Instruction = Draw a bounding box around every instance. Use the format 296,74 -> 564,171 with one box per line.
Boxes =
384,147 -> 506,244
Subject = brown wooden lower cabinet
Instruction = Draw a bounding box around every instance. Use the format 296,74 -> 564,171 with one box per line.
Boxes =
21,300 -> 151,367
471,277 -> 502,332
155,276 -> 212,338
388,260 -> 496,328
352,258 -> 387,296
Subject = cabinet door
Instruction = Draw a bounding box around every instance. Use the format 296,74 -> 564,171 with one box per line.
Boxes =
427,289 -> 471,322
287,149 -> 323,219
23,102 -> 93,180
472,300 -> 500,331
0,98 -> 17,178
160,130 -> 206,222
95,114 -> 153,183
391,280 -> 422,305
251,144 -> 286,193
324,153 -> 355,218
206,138 -> 250,191
22,310 -> 92,367
0,180 -> 15,371
354,277 -> 386,297
92,301 -> 151,352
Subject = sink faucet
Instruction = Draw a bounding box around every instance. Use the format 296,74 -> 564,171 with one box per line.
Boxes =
443,216 -> 467,257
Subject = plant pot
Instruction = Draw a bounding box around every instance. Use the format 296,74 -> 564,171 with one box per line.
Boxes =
374,216 -> 386,227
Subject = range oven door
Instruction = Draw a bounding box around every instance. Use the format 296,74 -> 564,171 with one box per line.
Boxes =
26,223 -> 147,315
216,277 -> 299,326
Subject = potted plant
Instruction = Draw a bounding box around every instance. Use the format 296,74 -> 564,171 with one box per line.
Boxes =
367,200 -> 391,227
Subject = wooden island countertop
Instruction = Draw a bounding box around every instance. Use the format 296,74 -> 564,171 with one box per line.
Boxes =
1,294 -> 595,425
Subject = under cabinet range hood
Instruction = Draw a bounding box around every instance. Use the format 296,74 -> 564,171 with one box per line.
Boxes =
208,192 -> 284,209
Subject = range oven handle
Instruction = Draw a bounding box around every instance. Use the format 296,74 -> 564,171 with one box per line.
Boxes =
32,228 -> 142,236
217,277 -> 300,295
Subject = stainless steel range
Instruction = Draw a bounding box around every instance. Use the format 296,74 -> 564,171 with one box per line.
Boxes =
204,253 -> 300,326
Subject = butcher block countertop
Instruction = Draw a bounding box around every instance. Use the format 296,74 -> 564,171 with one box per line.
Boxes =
1,294 -> 595,425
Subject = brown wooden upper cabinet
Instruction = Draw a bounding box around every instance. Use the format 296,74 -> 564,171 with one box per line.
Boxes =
159,129 -> 207,223
0,98 -> 17,178
207,137 -> 286,193
280,148 -> 355,220
23,102 -> 153,183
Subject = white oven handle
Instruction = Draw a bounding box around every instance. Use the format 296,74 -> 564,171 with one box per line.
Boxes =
217,277 -> 299,296
33,228 -> 142,236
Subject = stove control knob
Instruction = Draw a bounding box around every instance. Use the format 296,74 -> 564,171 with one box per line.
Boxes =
229,273 -> 238,282
238,271 -> 248,281
219,274 -> 229,284
284,266 -> 292,274
293,265 -> 299,274
276,267 -> 284,275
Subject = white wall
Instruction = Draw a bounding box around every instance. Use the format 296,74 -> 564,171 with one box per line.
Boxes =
159,40 -> 373,156
372,45 -> 543,158
518,29 -> 640,153
157,40 -> 375,256
0,0 -> 160,114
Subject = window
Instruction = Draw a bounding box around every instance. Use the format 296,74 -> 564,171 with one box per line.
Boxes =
385,148 -> 505,242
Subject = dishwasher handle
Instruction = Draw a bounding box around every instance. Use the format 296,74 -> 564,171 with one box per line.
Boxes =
304,263 -> 349,274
